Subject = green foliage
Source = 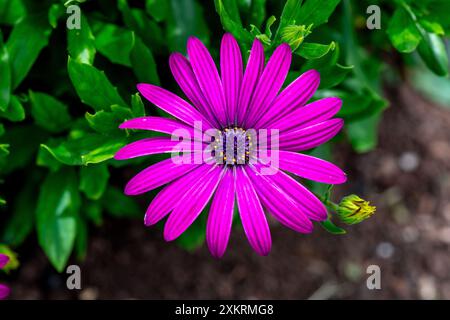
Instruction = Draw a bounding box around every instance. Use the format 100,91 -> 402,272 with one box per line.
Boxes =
67,57 -> 127,111
36,168 -> 80,272
387,0 -> 449,76
29,91 -> 72,133
6,13 -> 52,89
0,0 -> 448,270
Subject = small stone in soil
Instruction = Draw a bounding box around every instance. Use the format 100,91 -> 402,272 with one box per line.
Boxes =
398,152 -> 420,172
376,242 -> 395,259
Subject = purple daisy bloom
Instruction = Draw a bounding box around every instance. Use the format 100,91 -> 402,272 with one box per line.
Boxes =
0,254 -> 10,299
115,33 -> 346,257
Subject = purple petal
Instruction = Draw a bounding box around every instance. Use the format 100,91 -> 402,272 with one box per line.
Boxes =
220,33 -> 243,125
164,165 -> 224,241
266,97 -> 342,132
267,168 -> 327,221
125,157 -> 199,195
137,83 -> 213,128
206,168 -> 235,258
246,166 -> 313,233
279,151 -> 347,184
187,37 -> 227,126
244,43 -> 292,128
169,53 -> 220,127
280,119 -> 344,151
0,284 -> 10,300
115,137 -> 202,160
236,39 -> 264,126
145,164 -> 211,226
235,166 -> 271,256
255,70 -> 321,128
0,254 -> 9,269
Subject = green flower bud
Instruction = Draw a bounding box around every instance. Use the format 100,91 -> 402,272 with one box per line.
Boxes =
337,195 -> 376,225
0,245 -> 19,273
280,24 -> 312,51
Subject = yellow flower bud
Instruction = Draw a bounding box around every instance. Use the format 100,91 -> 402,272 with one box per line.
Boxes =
337,195 -> 376,225
0,245 -> 19,273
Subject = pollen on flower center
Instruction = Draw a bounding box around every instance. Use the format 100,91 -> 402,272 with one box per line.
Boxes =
212,127 -> 252,165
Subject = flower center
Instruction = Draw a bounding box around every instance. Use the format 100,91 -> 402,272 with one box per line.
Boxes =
213,127 -> 252,165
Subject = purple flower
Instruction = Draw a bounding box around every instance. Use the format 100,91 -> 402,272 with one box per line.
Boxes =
0,254 -> 10,299
115,34 -> 346,257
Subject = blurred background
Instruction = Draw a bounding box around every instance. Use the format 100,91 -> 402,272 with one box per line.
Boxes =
0,0 -> 449,299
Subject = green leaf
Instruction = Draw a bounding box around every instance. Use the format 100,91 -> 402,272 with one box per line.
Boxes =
168,0 -> 211,53
85,111 -> 119,134
48,3 -> 64,28
320,217 -> 347,235
131,93 -> 145,117
40,134 -> 126,166
145,0 -> 169,22
307,143 -> 332,196
221,0 -> 242,24
387,8 -> 422,53
264,15 -> 277,39
29,91 -> 72,133
419,19 -> 445,35
0,0 -> 26,25
0,125 -> 48,174
36,139 -> 63,172
297,0 -> 341,28
102,186 -> 141,218
0,31 -> 11,112
319,64 -> 353,89
299,43 -> 352,89
75,216 -> 88,261
85,105 -> 132,134
424,0 -> 450,34
214,0 -> 253,49
67,14 -> 96,65
84,200 -> 103,226
6,13 -> 52,89
346,111 -> 382,153
0,95 -> 25,122
176,207 -> 207,251
67,57 -> 127,111
36,169 -> 80,272
301,41 -> 340,72
92,21 -> 134,67
329,89 -> 387,119
79,164 -> 110,200
417,32 -> 449,76
248,0 -> 266,29
0,143 -> 8,157
130,35 -> 160,85
2,183 -> 36,247
296,41 -> 336,59
118,0 -> 164,52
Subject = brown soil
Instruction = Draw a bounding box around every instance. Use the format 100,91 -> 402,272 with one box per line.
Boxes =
8,84 -> 450,300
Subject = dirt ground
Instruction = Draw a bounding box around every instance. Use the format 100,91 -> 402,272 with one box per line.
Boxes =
7,84 -> 450,300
